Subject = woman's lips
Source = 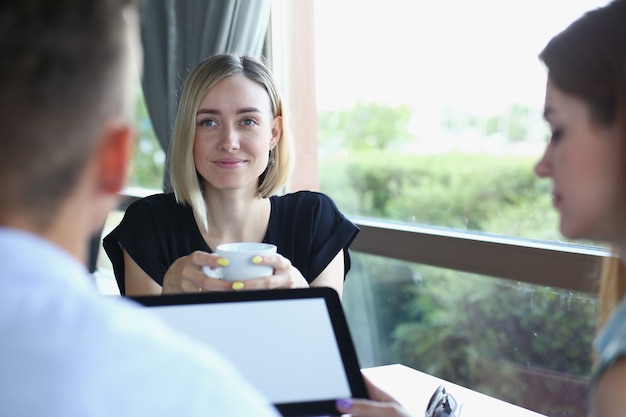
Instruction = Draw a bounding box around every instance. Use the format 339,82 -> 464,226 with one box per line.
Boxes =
214,158 -> 246,168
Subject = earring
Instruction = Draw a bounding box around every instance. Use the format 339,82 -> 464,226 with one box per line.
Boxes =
267,149 -> 275,168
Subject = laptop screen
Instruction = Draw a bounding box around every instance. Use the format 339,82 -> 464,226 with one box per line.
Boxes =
130,287 -> 368,416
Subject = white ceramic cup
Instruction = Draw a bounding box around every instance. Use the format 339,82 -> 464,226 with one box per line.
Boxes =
203,242 -> 277,281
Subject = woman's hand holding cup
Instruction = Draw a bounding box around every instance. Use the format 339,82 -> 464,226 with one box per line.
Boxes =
161,250 -> 232,294
162,243 -> 308,294
203,242 -> 309,291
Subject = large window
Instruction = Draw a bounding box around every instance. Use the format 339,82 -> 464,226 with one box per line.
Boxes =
313,0 -> 608,245
297,2 -> 608,417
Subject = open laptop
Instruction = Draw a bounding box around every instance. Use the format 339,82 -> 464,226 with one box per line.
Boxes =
129,287 -> 368,416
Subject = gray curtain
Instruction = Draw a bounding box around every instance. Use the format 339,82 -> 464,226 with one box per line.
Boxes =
140,0 -> 272,191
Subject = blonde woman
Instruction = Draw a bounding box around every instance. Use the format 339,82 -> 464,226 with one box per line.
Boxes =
104,54 -> 358,297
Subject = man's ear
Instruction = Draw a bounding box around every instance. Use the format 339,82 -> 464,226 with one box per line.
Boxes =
96,121 -> 134,194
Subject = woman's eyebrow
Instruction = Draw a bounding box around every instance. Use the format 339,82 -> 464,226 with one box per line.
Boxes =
236,107 -> 262,114
196,107 -> 262,116
196,108 -> 219,116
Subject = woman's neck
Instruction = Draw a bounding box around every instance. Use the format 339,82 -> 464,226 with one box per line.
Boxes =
202,188 -> 271,245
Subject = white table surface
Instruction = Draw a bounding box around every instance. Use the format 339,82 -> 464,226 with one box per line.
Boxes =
362,364 -> 547,417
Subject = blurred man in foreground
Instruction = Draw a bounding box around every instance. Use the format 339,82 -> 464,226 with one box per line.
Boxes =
0,1 -> 279,415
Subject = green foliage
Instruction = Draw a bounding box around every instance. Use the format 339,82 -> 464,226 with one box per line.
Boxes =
388,267 -> 474,383
461,281 -> 595,375
321,150 -> 560,241
318,101 -> 412,151
344,256 -> 595,417
507,103 -> 533,142
484,103 -> 534,142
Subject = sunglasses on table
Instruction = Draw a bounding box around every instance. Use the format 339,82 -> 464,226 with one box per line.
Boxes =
425,385 -> 462,417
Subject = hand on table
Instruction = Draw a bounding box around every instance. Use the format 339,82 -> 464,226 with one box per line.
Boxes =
335,375 -> 414,417
161,250 -> 308,294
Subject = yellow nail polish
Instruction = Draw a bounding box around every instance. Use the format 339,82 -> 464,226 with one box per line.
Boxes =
217,257 -> 229,266
252,255 -> 262,264
232,281 -> 245,291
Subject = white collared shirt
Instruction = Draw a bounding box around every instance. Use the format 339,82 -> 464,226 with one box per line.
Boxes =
0,227 -> 279,417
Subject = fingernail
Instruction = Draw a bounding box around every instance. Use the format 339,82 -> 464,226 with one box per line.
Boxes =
232,281 -> 245,291
217,257 -> 229,266
336,399 -> 353,411
252,255 -> 262,264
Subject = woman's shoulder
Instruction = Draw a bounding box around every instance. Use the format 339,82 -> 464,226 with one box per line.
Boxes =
593,297 -> 626,385
120,193 -> 192,228
270,191 -> 350,227
129,192 -> 176,206
596,298 -> 626,352
126,192 -> 181,213
271,190 -> 337,208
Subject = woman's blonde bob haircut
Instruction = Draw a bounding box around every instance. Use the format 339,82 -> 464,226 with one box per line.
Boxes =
168,54 -> 295,232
